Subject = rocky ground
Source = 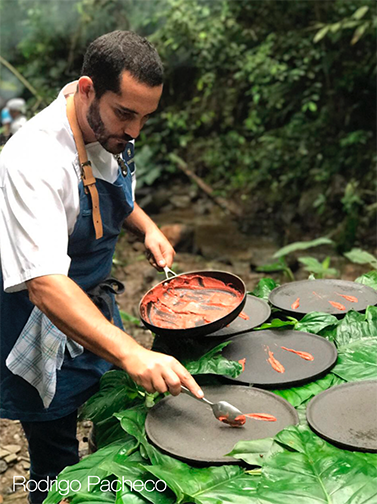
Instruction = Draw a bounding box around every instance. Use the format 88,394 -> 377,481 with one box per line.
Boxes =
0,189 -> 372,503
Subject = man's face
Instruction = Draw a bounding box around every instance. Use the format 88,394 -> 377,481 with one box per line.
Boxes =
86,71 -> 162,154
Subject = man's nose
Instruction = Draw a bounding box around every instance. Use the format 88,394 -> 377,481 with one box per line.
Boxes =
124,120 -> 142,140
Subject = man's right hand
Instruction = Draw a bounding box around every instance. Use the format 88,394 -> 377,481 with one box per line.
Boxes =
122,346 -> 204,398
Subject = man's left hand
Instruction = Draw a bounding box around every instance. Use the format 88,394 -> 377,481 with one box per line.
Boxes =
144,227 -> 175,270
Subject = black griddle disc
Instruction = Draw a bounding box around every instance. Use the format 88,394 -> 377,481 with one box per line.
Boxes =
306,380 -> 377,452
222,330 -> 337,388
146,385 -> 298,465
206,295 -> 271,337
269,279 -> 377,316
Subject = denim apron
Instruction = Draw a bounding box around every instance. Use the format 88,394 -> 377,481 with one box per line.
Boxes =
0,145 -> 135,422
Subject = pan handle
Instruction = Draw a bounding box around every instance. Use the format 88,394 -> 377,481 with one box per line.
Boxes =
163,266 -> 177,279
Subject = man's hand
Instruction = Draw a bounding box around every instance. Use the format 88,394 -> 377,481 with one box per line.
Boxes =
123,203 -> 175,270
144,226 -> 175,270
123,346 -> 203,397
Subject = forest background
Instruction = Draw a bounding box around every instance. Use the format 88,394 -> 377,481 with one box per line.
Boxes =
0,0 -> 376,252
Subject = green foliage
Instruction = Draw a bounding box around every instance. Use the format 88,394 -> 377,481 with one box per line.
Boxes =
48,295 -> 377,504
119,310 -> 141,326
298,256 -> 339,278
271,373 -> 345,408
249,277 -> 279,301
257,238 -> 338,281
355,270 -> 377,289
273,238 -> 334,259
256,257 -> 295,281
344,248 -> 377,269
230,424 -> 377,503
2,0 -> 375,245
183,342 -> 243,378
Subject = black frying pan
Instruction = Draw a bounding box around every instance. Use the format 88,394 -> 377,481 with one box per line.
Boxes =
206,295 -> 271,338
269,279 -> 377,317
139,270 -> 246,338
221,329 -> 338,388
306,380 -> 377,452
146,385 -> 299,465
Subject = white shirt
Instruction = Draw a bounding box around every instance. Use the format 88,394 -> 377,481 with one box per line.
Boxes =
10,115 -> 27,135
0,82 -> 136,293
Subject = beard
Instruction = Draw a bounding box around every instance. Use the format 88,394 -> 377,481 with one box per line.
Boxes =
87,98 -> 133,154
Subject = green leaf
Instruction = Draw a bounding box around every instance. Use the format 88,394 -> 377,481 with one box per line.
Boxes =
44,441 -> 136,503
298,257 -> 338,277
115,404 -> 148,445
256,258 -> 287,273
352,6 -> 369,20
184,342 -> 243,378
259,424 -> 377,503
79,370 -> 143,424
271,373 -> 345,408
355,270 -> 377,290
226,437 -> 283,466
107,459 -> 175,504
335,309 -> 369,343
273,238 -> 334,258
344,248 -> 377,269
249,278 -> 279,301
294,311 -> 338,334
253,318 -> 296,331
115,485 -> 150,504
144,463 -> 260,504
119,310 -> 141,326
95,416 -> 130,449
351,23 -> 369,44
332,337 -> 377,382
70,490 -> 116,503
113,413 -> 261,504
313,25 -> 330,43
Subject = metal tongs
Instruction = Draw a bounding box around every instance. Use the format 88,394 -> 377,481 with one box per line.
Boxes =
181,386 -> 246,427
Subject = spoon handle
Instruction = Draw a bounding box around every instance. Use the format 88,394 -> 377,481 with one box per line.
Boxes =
181,385 -> 213,406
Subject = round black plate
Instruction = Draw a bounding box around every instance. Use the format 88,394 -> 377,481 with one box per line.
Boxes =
222,330 -> 337,388
146,385 -> 298,465
306,380 -> 377,452
206,295 -> 271,337
269,279 -> 377,316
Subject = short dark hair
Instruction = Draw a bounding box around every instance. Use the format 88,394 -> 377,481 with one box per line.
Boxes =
81,31 -> 163,98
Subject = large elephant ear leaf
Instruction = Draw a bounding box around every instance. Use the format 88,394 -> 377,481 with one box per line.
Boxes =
184,342 -> 243,378
44,441 -> 134,503
143,463 -> 260,504
79,370 -> 142,423
331,337 -> 377,382
355,271 -> 377,290
271,372 -> 345,407
253,425 -> 377,503
250,278 -> 279,301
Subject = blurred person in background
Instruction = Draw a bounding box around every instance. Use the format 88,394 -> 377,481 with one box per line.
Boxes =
7,97 -> 27,135
0,106 -> 12,142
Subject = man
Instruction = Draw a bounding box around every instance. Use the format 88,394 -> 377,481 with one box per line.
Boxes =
7,97 -> 27,135
0,31 -> 203,504
1,105 -> 12,140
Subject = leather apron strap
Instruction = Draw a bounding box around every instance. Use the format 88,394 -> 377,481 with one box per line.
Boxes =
66,95 -> 103,239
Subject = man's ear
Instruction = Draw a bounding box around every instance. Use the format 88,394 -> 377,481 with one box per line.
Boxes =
77,76 -> 95,103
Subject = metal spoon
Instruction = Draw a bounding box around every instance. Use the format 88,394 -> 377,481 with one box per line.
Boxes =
181,386 -> 246,427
